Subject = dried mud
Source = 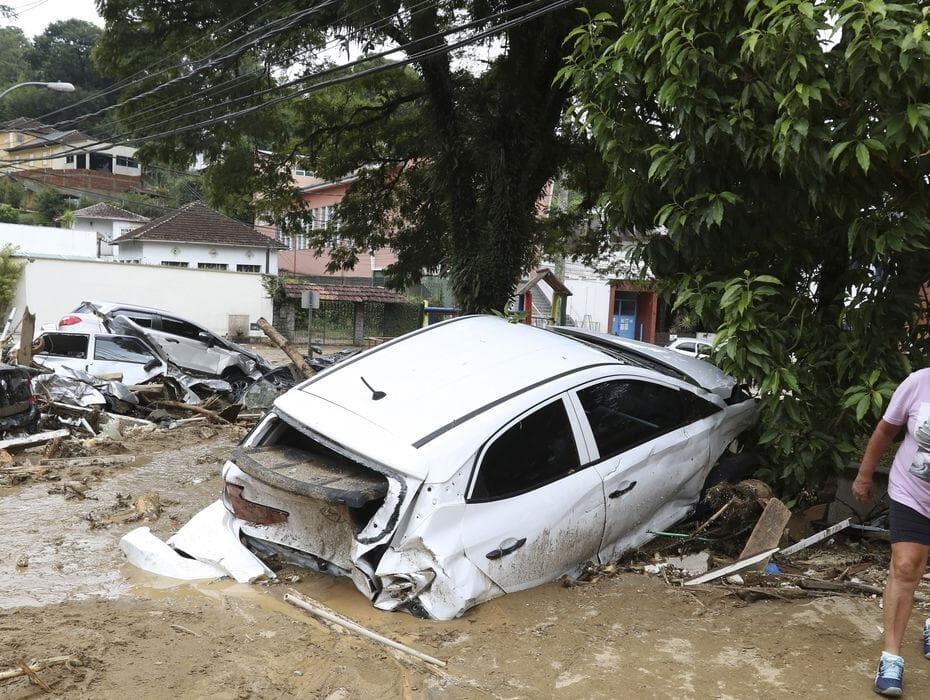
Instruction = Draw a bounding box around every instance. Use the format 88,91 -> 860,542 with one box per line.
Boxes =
2,427 -> 930,698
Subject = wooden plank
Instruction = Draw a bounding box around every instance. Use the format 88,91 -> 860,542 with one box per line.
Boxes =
683,548 -> 780,586
738,497 -> 791,571
0,428 -> 70,453
16,306 -> 34,365
39,454 -> 136,468
778,518 -> 852,557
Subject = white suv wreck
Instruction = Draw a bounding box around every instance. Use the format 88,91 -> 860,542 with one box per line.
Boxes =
221,316 -> 758,620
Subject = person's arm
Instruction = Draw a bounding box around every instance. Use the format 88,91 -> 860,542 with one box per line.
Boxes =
853,419 -> 903,502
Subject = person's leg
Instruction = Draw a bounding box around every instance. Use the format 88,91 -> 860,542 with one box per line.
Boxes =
884,542 -> 930,655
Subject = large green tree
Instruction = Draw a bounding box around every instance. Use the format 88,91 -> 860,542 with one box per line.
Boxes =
94,1 -> 589,311
0,19 -> 116,126
559,1 -> 930,490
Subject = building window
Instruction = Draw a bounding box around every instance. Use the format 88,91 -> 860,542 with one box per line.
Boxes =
115,155 -> 139,168
120,259 -> 141,264
236,264 -> 261,273
309,205 -> 337,231
295,168 -> 308,176
161,261 -> 189,268
197,262 -> 228,270
65,155 -> 74,164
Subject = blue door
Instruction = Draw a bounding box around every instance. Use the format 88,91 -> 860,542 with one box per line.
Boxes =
611,295 -> 638,339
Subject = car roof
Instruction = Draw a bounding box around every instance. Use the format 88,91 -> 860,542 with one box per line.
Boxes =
551,327 -> 735,400
80,300 -> 171,315
297,315 -> 624,446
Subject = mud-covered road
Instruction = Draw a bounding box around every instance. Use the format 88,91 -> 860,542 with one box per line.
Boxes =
2,426 -> 928,698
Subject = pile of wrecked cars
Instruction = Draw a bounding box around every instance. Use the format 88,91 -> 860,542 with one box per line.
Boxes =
125,315 -> 759,620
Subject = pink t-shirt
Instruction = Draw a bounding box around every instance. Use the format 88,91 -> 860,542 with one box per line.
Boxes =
884,368 -> 930,517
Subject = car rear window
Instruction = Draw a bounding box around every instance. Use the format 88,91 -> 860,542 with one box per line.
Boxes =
470,398 -> 580,502
577,379 -> 686,460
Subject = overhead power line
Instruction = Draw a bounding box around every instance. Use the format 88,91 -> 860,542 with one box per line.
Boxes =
0,0 -> 577,169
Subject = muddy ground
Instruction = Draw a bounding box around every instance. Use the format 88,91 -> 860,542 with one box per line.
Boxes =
3,425 -> 930,698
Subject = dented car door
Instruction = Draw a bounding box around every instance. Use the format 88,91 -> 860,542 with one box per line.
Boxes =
460,396 -> 605,593
569,378 -> 716,563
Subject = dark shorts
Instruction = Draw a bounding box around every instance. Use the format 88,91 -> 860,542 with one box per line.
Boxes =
889,499 -> 930,546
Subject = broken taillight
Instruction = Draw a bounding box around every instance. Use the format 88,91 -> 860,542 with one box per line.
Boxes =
58,315 -> 82,327
223,483 -> 289,525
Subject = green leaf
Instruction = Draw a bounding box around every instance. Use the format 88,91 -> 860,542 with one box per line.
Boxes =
754,274 -> 782,285
908,104 -> 920,130
799,2 -> 814,18
855,142 -> 870,174
856,395 -> 871,421
829,141 -> 851,162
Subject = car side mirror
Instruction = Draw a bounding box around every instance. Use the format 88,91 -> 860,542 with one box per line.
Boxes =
144,358 -> 161,372
197,332 -> 215,348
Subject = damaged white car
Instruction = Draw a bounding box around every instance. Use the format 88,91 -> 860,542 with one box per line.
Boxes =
221,316 -> 758,619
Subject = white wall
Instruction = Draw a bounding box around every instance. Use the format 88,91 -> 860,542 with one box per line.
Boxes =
563,278 -> 612,332
71,218 -> 144,258
10,256 -> 273,337
120,240 -> 278,274
0,222 -> 97,258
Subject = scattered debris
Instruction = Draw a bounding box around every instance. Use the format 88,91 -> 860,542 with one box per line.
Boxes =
15,554 -> 28,568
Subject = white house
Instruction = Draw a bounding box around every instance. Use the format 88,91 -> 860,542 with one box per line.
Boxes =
68,202 -> 149,258
112,201 -> 287,274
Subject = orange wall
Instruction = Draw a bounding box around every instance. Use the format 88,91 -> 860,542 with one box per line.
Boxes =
267,182 -> 398,277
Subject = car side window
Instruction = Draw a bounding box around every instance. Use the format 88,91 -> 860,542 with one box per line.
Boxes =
94,336 -> 158,364
159,316 -> 204,340
112,308 -> 157,329
471,398 -> 580,502
677,342 -> 696,353
577,379 -> 687,460
35,333 -> 89,359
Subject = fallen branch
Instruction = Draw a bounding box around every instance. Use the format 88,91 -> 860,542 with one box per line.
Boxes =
284,591 -> 446,667
16,660 -> 50,692
170,624 -> 202,637
257,317 -> 314,380
0,655 -> 80,682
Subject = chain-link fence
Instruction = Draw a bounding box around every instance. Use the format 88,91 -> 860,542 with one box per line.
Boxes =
290,299 -> 423,347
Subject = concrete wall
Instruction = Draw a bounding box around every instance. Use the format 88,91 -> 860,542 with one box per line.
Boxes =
118,240 -> 278,274
71,218 -> 144,257
562,278 -> 613,333
0,222 -> 98,258
10,256 -> 273,337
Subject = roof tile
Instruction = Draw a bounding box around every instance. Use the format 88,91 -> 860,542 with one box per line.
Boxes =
111,201 -> 288,249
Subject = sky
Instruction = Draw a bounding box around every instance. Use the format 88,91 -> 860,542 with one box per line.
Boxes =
5,0 -> 102,37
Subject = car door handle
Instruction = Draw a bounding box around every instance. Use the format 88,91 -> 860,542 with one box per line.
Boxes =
608,481 -> 637,499
165,338 -> 180,343
486,537 -> 527,560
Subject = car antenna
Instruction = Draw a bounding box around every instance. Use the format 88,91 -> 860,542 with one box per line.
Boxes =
360,376 -> 386,401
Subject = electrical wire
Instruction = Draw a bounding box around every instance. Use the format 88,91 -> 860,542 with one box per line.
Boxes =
53,0 -> 444,137
34,0 -> 282,121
